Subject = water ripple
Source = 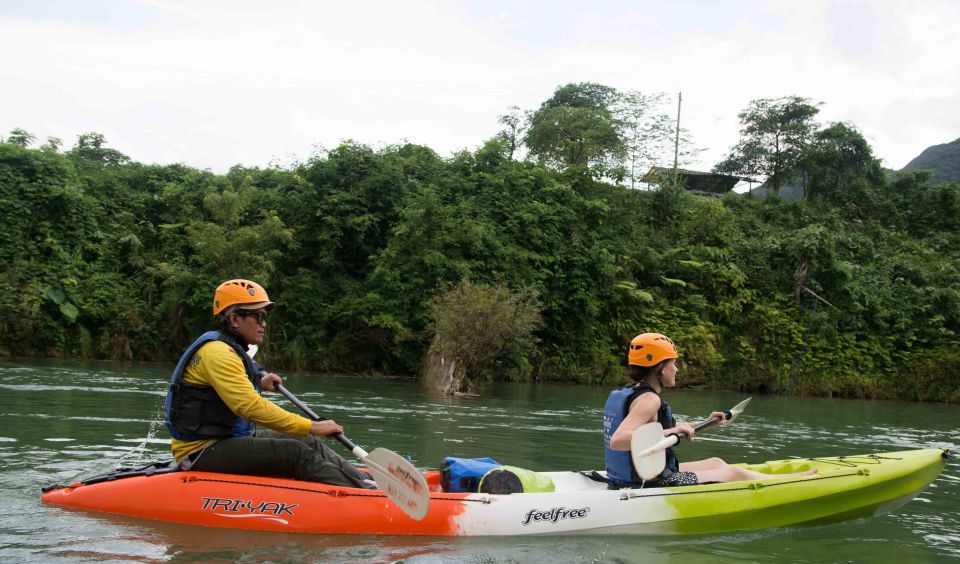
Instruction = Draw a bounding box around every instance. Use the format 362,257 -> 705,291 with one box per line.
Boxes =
2,361 -> 957,562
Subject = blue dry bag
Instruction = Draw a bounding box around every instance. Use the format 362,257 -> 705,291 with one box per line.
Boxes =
440,457 -> 502,493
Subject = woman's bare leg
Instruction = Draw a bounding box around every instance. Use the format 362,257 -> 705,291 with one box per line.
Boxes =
696,466 -> 817,483
681,459 -> 818,483
679,458 -> 726,472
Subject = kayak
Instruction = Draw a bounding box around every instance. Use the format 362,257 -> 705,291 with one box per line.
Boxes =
41,448 -> 949,536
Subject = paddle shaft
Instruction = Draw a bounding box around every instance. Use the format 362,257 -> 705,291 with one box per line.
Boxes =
274,383 -> 431,520
248,349 -> 358,454
637,409 -> 733,458
632,398 -> 751,480
276,384 -> 365,456
246,329 -> 429,520
672,409 -> 732,441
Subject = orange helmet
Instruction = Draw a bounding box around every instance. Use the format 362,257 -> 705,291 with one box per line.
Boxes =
212,279 -> 275,315
628,333 -> 678,367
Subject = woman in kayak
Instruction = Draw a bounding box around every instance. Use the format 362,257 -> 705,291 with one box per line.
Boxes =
164,279 -> 374,488
603,332 -> 816,488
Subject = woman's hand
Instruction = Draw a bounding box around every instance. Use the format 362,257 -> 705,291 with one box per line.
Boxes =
260,372 -> 283,392
707,411 -> 728,426
309,420 -> 344,437
668,422 -> 697,442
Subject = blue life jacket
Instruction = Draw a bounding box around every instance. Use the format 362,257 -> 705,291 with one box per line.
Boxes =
164,330 -> 265,441
603,383 -> 678,487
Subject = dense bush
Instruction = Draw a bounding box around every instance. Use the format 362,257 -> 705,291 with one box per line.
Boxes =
427,280 -> 541,391
1,126 -> 958,401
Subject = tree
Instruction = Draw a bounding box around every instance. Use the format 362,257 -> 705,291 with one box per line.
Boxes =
649,167 -> 688,224
5,107 -> 960,401
804,122 -> 884,206
715,96 -> 820,194
495,105 -> 526,161
616,91 -> 669,187
41,137 -> 62,152
423,280 -> 542,394
68,132 -> 130,167
6,128 -> 36,147
524,83 -> 625,176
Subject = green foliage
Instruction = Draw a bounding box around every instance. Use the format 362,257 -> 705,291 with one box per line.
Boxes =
428,280 -> 542,385
804,122 -> 885,211
649,168 -> 688,225
898,347 -> 960,402
715,96 -> 821,193
520,86 -> 694,186
3,92 -> 960,402
0,143 -> 91,354
68,132 -> 130,167
494,105 -> 526,161
617,91 -> 676,188
6,128 -> 36,147
524,82 -> 625,175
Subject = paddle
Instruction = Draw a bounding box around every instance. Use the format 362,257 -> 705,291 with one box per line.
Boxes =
275,384 -> 430,520
630,397 -> 752,481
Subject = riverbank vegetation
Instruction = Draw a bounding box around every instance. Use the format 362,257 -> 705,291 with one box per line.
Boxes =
2,84 -> 958,401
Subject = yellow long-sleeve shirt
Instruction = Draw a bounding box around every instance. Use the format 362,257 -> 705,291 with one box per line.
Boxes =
170,340 -> 312,462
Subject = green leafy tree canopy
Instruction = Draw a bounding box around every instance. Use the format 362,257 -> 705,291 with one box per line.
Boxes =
715,96 -> 821,193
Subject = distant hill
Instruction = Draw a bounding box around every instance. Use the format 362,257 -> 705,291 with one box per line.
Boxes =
744,173 -> 805,200
901,137 -> 960,184
744,136 -> 960,198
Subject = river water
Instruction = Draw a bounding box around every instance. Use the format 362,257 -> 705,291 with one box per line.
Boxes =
1,358 -> 958,562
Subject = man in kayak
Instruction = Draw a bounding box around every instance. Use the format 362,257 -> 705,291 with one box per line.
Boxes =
164,279 -> 374,488
603,332 -> 816,488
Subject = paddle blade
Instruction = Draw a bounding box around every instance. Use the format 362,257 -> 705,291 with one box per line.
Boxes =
727,397 -> 752,422
631,422 -> 668,481
364,448 -> 430,521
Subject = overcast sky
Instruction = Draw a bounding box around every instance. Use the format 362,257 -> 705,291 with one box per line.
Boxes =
2,0 -> 958,175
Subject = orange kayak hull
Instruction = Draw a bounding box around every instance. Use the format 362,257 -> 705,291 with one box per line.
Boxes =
42,470 -> 467,535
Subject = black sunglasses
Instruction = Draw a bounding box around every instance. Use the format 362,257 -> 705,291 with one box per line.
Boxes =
237,310 -> 269,325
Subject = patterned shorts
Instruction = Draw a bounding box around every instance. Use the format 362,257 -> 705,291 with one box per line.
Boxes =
647,471 -> 698,487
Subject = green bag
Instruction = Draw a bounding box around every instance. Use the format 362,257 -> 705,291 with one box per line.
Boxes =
478,465 -> 555,494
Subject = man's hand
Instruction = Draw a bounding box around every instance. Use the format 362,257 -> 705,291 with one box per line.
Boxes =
260,372 -> 282,392
309,420 -> 344,437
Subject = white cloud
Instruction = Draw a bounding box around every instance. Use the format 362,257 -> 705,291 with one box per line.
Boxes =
1,0 -> 957,172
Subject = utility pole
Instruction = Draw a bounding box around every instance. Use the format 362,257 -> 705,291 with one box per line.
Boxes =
673,92 -> 682,170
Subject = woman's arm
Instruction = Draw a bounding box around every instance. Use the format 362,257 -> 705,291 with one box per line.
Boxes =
609,392 -> 661,450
